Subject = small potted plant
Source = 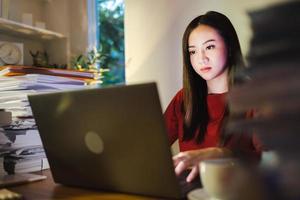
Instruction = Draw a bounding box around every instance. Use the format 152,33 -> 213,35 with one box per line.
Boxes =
71,48 -> 110,85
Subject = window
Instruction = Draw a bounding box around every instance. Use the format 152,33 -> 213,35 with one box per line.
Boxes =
88,0 -> 125,85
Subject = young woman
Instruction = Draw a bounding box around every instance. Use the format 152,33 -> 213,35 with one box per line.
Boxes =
164,11 -> 262,182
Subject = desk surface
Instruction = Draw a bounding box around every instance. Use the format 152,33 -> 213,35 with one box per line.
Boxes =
8,170 -> 169,200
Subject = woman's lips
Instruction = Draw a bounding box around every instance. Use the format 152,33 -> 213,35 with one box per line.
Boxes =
200,67 -> 212,72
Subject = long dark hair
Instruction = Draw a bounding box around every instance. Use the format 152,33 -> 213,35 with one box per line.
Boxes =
182,11 -> 245,144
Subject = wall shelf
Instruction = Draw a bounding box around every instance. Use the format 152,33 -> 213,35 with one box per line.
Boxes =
0,17 -> 66,40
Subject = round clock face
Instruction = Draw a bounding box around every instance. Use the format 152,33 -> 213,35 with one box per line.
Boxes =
0,43 -> 22,65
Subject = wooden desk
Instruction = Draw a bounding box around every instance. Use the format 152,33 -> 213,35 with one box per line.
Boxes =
8,170 -> 168,200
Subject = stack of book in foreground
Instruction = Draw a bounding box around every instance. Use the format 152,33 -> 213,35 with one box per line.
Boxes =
227,1 -> 300,199
0,66 -> 96,175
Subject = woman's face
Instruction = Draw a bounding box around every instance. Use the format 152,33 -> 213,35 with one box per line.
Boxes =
188,24 -> 228,81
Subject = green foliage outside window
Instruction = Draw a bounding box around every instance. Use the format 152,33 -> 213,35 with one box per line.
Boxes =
97,0 -> 125,85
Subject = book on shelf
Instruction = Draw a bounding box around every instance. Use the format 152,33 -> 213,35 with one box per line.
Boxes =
0,65 -> 100,81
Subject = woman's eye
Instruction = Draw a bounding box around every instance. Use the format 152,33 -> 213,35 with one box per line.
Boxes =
206,45 -> 215,50
189,50 -> 195,55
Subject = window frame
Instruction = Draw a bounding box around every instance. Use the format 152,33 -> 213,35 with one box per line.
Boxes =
87,0 -> 99,51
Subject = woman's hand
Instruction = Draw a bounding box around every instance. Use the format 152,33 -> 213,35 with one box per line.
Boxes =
172,147 -> 232,182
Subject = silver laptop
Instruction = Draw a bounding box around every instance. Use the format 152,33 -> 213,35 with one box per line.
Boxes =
28,82 -> 191,199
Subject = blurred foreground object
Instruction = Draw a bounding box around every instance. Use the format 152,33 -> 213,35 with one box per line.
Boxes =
227,1 -> 300,199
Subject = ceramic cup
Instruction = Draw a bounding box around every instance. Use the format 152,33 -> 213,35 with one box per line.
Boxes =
200,158 -> 239,200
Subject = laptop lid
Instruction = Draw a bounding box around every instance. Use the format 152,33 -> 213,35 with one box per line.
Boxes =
28,82 -> 182,199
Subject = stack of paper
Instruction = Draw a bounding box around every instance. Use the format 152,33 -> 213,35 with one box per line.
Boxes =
0,72 -> 91,175
3,146 -> 49,174
0,65 -> 100,80
0,74 -> 87,91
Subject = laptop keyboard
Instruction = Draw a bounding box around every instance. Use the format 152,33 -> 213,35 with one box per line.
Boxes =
177,170 -> 202,196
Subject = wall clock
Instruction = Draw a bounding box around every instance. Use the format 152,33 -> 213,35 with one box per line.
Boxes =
0,42 -> 24,65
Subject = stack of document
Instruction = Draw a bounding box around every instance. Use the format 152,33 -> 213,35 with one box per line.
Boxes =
0,73 -> 90,175
3,146 -> 49,174
0,74 -> 87,91
0,65 -> 100,80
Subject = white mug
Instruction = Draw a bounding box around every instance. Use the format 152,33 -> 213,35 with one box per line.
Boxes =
200,158 -> 239,200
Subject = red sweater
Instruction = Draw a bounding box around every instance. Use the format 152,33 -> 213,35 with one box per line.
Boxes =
164,89 -> 262,162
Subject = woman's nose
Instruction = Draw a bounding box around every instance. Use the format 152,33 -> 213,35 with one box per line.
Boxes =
200,51 -> 209,65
